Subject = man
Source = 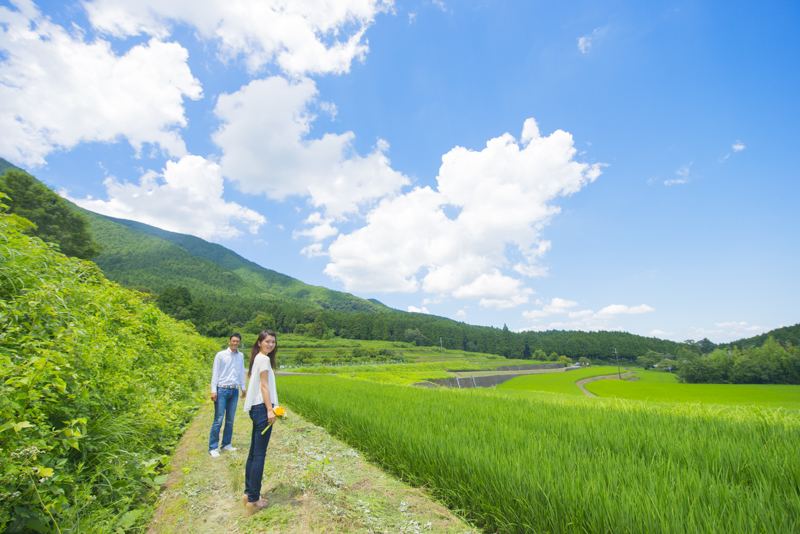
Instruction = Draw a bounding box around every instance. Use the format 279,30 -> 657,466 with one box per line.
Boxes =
208,333 -> 247,457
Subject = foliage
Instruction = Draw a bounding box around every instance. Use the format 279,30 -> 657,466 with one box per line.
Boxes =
280,375 -> 800,534
0,170 -> 101,260
0,210 -> 218,533
677,337 -> 800,384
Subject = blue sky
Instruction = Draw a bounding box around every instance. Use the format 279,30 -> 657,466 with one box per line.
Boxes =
2,0 -> 798,343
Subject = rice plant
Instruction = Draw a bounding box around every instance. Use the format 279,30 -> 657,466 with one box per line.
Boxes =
279,375 -> 800,534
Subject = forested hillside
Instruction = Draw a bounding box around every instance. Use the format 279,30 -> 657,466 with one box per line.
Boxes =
0,157 -> 20,174
722,323 -> 800,350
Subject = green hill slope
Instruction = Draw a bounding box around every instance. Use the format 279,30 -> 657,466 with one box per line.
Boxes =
0,157 -> 21,175
80,208 -> 386,314
723,323 -> 800,350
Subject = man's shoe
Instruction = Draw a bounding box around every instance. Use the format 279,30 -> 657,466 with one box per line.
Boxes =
222,444 -> 237,452
209,449 -> 220,458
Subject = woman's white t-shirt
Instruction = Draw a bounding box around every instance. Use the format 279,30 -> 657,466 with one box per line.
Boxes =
242,353 -> 278,412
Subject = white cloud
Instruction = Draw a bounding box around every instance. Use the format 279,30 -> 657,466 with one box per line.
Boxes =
83,0 -> 392,76
300,243 -> 326,258
213,76 -> 410,218
0,0 -> 201,167
67,155 -> 266,240
596,303 -> 655,317
522,297 -> 578,320
293,212 -> 339,242
455,309 -> 467,319
521,298 -> 654,331
649,329 -> 673,337
323,118 -> 604,305
577,27 -> 608,54
664,165 -> 690,185
432,0 -> 447,12
408,305 -> 430,314
732,142 -> 745,152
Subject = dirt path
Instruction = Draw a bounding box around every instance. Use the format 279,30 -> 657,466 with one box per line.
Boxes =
576,372 -> 636,397
147,399 -> 478,534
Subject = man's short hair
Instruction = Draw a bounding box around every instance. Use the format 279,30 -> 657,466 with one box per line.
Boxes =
230,333 -> 242,340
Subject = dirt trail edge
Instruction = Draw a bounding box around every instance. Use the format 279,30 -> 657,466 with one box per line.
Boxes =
147,398 -> 479,534
576,372 -> 636,397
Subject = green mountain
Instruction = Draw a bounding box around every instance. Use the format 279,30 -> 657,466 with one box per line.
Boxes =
79,208 -> 387,314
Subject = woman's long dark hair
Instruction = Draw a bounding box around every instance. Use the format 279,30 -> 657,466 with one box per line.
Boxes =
249,330 -> 278,377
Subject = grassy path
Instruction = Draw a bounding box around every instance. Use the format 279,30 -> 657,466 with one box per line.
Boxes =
147,397 -> 479,534
574,372 -> 635,397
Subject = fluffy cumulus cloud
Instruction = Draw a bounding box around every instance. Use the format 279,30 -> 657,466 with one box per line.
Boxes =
213,76 -> 409,217
67,155 -> 266,239
0,0 -> 201,166
83,0 -> 393,75
522,297 -> 654,331
323,119 -> 604,308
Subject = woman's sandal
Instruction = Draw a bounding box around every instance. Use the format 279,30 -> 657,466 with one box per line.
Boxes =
245,498 -> 267,516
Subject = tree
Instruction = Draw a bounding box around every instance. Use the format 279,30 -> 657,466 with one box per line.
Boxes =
532,349 -> 547,361
637,350 -> 662,370
557,355 -> 573,366
548,352 -> 559,362
295,349 -> 313,364
244,313 -> 276,334
156,286 -> 193,316
404,328 -> 426,346
0,169 -> 101,259
579,357 -> 591,366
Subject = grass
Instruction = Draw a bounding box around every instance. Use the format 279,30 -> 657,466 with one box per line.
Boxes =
494,366 -> 624,396
587,379 -> 800,410
280,375 -> 800,534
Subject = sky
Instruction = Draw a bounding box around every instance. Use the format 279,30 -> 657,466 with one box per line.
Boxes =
1,0 -> 798,344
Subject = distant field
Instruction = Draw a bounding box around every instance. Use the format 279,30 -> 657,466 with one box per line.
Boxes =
587,379 -> 800,410
495,365 -> 625,396
214,333 -> 535,369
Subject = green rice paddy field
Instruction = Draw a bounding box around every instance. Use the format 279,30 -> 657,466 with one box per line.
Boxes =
496,367 -> 800,410
587,373 -> 800,410
494,366 -> 624,396
280,374 -> 800,534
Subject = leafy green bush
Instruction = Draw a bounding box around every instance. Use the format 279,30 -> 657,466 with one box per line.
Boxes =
0,208 -> 217,533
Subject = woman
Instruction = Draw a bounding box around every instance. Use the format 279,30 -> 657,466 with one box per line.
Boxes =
241,330 -> 279,515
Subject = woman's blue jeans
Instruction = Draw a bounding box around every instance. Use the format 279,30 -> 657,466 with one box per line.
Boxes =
245,403 -> 273,503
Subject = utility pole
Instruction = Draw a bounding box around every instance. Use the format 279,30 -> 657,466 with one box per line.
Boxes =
614,348 -> 621,379
440,337 -> 444,363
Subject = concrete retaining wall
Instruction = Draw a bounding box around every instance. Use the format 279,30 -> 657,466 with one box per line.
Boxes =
415,374 -> 526,389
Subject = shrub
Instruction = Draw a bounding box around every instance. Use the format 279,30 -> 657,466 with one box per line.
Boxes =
0,208 -> 217,533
